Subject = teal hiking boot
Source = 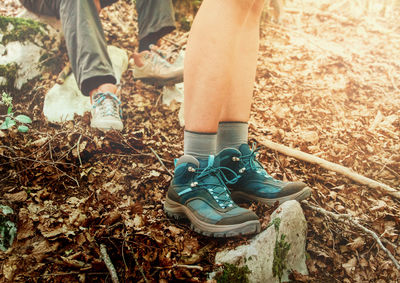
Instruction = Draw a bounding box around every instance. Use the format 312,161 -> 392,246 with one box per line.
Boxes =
164,155 -> 260,237
217,144 -> 311,206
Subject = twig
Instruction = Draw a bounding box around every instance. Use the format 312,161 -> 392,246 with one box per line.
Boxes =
303,200 -> 400,271
149,147 -> 173,176
154,264 -> 203,271
40,272 -> 108,277
174,264 -> 203,271
76,134 -> 82,167
121,232 -> 128,272
257,138 -> 400,199
133,252 -> 149,283
100,244 -> 120,283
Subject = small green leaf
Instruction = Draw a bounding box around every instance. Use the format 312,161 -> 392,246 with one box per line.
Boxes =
7,106 -> 12,115
0,117 -> 16,130
15,115 -> 32,124
18,125 -> 29,133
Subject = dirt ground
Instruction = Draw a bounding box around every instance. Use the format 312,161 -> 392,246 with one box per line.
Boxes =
1,0 -> 400,282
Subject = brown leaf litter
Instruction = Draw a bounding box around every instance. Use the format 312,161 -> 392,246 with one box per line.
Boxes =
1,0 -> 400,282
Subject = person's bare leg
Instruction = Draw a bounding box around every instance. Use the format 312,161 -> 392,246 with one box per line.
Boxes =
220,0 -> 264,123
184,0 -> 261,133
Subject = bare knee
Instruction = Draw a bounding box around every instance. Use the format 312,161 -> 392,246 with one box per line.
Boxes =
221,0 -> 264,22
251,0 -> 265,17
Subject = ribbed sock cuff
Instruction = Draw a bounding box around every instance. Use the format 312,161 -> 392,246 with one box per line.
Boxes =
217,122 -> 248,152
184,130 -> 217,160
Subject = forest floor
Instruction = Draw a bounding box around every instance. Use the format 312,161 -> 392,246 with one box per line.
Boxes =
1,0 -> 400,282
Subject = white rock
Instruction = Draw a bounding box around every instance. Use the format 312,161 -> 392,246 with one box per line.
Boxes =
162,83 -> 184,106
178,101 -> 184,127
0,11 -> 61,89
43,45 -> 128,122
162,82 -> 185,127
0,41 -> 44,89
214,200 -> 308,283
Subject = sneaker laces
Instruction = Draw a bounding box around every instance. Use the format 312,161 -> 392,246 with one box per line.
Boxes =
147,50 -> 173,74
92,92 -> 122,119
237,143 -> 280,182
189,156 -> 239,209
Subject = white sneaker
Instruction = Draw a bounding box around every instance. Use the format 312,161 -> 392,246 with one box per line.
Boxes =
90,92 -> 123,131
132,50 -> 183,86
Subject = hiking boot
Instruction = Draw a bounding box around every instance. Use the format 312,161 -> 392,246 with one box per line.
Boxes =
90,91 -> 123,131
132,50 -> 183,86
217,144 -> 311,206
164,155 -> 260,237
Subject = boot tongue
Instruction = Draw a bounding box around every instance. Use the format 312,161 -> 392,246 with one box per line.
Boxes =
175,155 -> 199,167
198,155 -> 220,168
196,155 -> 225,187
238,144 -> 252,155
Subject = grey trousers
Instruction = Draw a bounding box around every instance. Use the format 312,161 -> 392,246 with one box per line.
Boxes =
20,0 -> 175,95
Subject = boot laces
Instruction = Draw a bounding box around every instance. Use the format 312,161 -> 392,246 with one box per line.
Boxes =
92,92 -> 122,118
238,143 -> 280,182
188,156 -> 239,209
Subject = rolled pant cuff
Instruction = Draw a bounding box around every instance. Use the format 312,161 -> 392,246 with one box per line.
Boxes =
81,75 -> 117,96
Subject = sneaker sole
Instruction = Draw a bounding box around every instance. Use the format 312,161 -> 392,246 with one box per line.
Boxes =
164,197 -> 260,237
90,120 -> 123,131
231,186 -> 312,206
134,74 -> 183,87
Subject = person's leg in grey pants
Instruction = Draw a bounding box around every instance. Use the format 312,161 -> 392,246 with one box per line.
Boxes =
20,0 -> 122,130
132,0 -> 183,86
19,0 -> 116,96
136,0 -> 176,52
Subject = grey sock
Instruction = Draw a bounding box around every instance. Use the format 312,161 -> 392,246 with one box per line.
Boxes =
184,130 -> 217,160
217,122 -> 248,152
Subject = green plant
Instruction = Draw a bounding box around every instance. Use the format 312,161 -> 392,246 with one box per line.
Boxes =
0,92 -> 32,132
271,218 -> 291,283
215,262 -> 251,283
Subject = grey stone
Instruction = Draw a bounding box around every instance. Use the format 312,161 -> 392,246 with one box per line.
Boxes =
161,50 -> 185,127
162,82 -> 184,127
43,45 -> 128,122
0,12 -> 61,90
214,200 -> 308,283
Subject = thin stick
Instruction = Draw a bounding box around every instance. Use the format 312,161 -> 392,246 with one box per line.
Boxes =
149,147 -> 173,176
133,253 -> 149,283
40,272 -> 109,277
174,264 -> 203,271
76,134 -> 82,167
257,138 -> 400,199
303,201 -> 400,270
100,244 -> 120,283
154,264 -> 204,271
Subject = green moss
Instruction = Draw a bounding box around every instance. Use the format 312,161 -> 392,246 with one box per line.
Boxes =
0,63 -> 18,91
215,262 -> 251,283
273,234 -> 291,283
270,217 -> 291,283
0,16 -> 47,45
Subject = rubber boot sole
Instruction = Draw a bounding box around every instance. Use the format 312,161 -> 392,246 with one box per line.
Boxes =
164,197 -> 260,238
231,186 -> 312,206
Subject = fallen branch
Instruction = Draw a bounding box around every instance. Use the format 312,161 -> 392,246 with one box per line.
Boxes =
303,200 -> 400,271
257,139 -> 400,200
100,244 -> 120,283
150,147 -> 173,177
154,264 -> 204,271
133,252 -> 149,283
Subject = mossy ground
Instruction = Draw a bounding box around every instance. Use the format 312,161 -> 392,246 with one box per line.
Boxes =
214,262 -> 251,283
0,15 -> 48,45
0,63 -> 18,92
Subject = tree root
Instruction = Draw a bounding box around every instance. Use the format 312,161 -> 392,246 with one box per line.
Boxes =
303,200 -> 400,271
